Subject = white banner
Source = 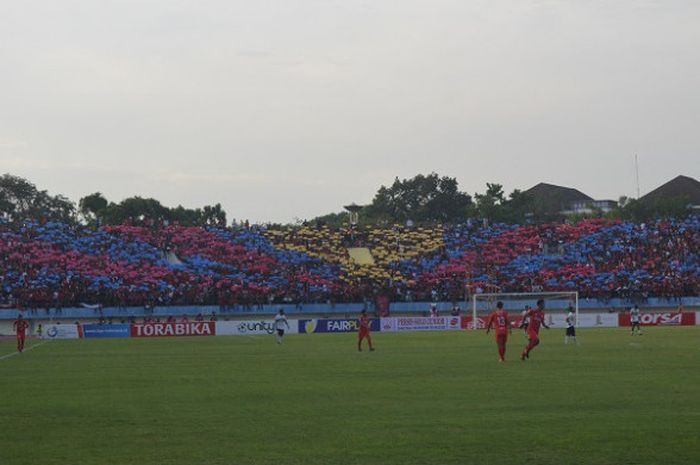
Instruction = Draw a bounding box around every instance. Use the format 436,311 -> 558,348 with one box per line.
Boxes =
546,313 -> 618,328
216,320 -> 298,336
380,318 -> 397,332
380,316 -> 462,332
44,324 -> 80,339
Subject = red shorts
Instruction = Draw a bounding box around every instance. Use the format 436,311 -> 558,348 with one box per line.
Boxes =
527,331 -> 540,342
358,329 -> 370,339
495,333 -> 508,343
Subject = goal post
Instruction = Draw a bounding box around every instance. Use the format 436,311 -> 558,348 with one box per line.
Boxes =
471,291 -> 579,330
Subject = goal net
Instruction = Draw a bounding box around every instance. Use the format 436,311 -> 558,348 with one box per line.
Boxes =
470,291 -> 579,330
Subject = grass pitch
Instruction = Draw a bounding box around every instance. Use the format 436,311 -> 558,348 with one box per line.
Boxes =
1,327 -> 700,465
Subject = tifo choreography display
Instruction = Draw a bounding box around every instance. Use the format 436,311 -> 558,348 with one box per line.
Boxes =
1,216 -> 700,310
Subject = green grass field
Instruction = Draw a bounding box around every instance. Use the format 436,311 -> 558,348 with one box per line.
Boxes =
2,327 -> 700,465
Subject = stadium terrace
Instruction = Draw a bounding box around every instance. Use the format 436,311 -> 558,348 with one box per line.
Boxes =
1,216 -> 699,313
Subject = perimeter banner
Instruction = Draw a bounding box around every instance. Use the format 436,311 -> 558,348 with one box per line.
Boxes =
461,313 -> 619,329
43,324 -> 80,339
82,324 -> 131,338
298,318 -> 380,333
130,322 -> 215,337
548,313 -> 619,328
380,316 -> 461,332
618,311 -> 695,326
216,320 -> 299,336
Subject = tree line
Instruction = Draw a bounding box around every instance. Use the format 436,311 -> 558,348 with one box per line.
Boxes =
313,173 -> 697,225
0,172 -> 695,227
0,174 -> 226,227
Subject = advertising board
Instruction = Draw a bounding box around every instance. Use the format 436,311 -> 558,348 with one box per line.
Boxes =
618,311 -> 695,326
130,322 -> 215,337
381,316 -> 461,332
461,313 -> 619,330
43,324 -> 80,339
82,324 -> 131,338
298,318 -> 380,333
216,320 -> 299,336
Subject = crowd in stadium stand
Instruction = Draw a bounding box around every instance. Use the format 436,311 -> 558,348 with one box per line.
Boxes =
1,215 -> 699,310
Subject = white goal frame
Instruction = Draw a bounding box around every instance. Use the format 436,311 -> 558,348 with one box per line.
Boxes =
471,291 -> 579,330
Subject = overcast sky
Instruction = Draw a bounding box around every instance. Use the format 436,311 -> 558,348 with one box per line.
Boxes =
1,1 -> 699,223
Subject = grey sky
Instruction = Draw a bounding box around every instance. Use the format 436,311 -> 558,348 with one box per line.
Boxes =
1,1 -> 699,223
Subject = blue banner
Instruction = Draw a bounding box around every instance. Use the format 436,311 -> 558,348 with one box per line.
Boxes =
82,324 -> 131,338
298,318 -> 380,334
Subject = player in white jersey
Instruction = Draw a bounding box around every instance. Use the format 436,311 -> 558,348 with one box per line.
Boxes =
564,306 -> 577,345
630,305 -> 642,335
274,309 -> 290,344
519,305 -> 531,335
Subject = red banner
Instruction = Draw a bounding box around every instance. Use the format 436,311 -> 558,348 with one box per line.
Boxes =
618,311 -> 695,326
130,322 -> 216,337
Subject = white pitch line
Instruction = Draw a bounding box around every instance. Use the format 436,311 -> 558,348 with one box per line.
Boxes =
0,340 -> 49,361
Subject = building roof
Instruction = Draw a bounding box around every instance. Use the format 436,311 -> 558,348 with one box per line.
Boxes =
639,175 -> 700,206
523,182 -> 593,213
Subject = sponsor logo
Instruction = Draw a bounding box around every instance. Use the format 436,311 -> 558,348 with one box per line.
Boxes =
304,320 -> 317,334
44,325 -> 79,339
131,322 -> 215,337
299,318 -> 379,333
619,312 -> 694,327
216,320 -> 298,336
379,317 -> 398,332
327,320 -> 359,332
640,313 -> 681,325
394,317 -> 460,331
460,317 -> 490,330
237,321 -> 275,334
82,324 -> 130,338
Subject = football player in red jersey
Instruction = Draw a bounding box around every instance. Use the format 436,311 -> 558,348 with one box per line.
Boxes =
358,309 -> 374,352
486,301 -> 511,362
521,299 -> 550,360
13,314 -> 30,353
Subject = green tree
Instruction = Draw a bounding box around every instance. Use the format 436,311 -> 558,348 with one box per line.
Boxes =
36,192 -> 76,223
202,203 -> 227,225
311,211 -> 349,227
98,197 -> 167,224
79,192 -> 109,223
620,196 -> 691,221
0,174 -> 41,218
170,205 -> 203,225
500,189 -> 534,223
0,174 -> 76,222
121,197 -> 169,222
364,173 -> 472,224
473,183 -> 506,221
